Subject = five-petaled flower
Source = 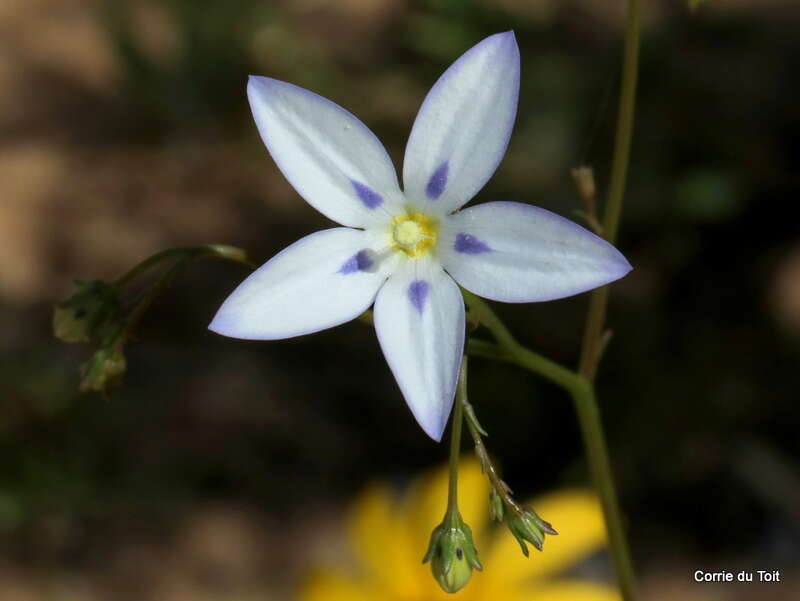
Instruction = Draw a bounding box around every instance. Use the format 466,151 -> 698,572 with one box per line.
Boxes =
209,32 -> 631,441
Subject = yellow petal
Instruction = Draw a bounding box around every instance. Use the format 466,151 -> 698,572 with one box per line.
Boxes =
297,567 -> 382,601
404,456 -> 491,552
513,580 -> 621,601
346,483 -> 420,598
482,489 -> 607,590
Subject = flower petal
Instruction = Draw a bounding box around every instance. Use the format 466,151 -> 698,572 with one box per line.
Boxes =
346,484 -> 421,598
441,202 -> 632,302
482,489 -> 607,588
248,76 -> 404,227
298,568 -> 380,601
373,259 -> 465,441
209,228 -> 394,340
402,32 -> 520,214
514,581 -> 621,601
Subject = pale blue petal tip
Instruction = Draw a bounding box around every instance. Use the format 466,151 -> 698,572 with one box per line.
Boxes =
424,418 -> 446,443
208,309 -> 241,338
207,313 -> 228,336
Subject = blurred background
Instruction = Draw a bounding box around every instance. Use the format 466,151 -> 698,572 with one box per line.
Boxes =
2,0 -> 799,599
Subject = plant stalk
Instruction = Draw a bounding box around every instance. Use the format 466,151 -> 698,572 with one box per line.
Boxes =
578,0 -> 641,381
114,244 -> 255,288
463,293 -> 638,600
447,360 -> 467,513
570,1 -> 642,599
571,382 -> 638,601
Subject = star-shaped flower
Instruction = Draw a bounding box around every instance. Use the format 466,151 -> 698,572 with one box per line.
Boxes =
209,32 -> 631,441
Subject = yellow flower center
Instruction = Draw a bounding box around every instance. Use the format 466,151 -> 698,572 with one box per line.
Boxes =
391,212 -> 438,258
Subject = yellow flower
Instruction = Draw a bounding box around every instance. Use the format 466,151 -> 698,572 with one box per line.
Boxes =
298,459 -> 621,601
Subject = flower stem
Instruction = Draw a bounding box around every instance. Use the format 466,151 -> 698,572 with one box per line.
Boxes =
458,363 -> 524,518
463,293 -> 638,600
112,258 -> 189,345
114,244 -> 256,288
466,336 -> 580,394
569,2 -> 642,598
447,359 -> 467,513
571,381 -> 637,601
578,0 -> 641,381
461,290 -> 517,349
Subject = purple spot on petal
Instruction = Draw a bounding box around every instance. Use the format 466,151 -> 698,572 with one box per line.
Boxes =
408,280 -> 430,314
426,161 -> 449,199
339,250 -> 374,274
351,180 -> 383,209
455,233 -> 492,254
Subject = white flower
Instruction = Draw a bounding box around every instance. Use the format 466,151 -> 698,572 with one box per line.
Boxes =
209,32 -> 631,441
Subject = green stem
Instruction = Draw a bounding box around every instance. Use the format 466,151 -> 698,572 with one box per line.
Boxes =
463,292 -> 580,394
463,293 -> 638,600
578,0 -> 640,381
459,370 -> 524,517
571,382 -> 638,601
447,358 -> 467,513
467,338 -> 580,396
112,258 -> 189,345
578,287 -> 609,381
572,3 -> 641,597
461,290 -> 516,349
603,0 -> 640,245
114,244 -> 256,288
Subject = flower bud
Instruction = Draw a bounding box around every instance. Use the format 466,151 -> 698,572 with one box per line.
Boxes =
489,488 -> 504,522
571,165 -> 596,204
505,508 -> 558,557
423,512 -> 482,594
80,348 -> 126,394
53,280 -> 119,343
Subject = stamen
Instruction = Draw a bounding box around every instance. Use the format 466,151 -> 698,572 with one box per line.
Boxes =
390,212 -> 439,258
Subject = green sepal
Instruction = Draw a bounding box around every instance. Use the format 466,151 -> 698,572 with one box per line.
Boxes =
53,280 -> 120,343
79,347 -> 127,394
423,510 -> 482,594
504,507 -> 557,558
489,488 -> 504,522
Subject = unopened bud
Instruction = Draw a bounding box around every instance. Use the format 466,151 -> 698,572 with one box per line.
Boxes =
571,165 -> 596,204
53,281 -> 119,343
489,488 -> 504,522
505,508 -> 558,557
423,512 -> 482,593
80,347 -> 126,394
